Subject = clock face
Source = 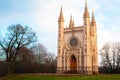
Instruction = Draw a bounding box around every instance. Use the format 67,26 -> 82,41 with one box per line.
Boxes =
70,37 -> 78,47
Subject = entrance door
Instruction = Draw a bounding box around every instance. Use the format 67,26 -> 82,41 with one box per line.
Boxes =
70,55 -> 77,71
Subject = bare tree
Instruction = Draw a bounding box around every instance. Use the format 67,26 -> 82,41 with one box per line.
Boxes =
46,52 -> 56,65
100,42 -> 120,73
116,43 -> 120,69
100,43 -> 112,69
31,43 -> 56,65
0,24 -> 37,75
31,43 -> 47,64
111,43 -> 116,69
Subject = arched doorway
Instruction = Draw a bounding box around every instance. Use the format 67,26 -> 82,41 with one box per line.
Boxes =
70,55 -> 77,71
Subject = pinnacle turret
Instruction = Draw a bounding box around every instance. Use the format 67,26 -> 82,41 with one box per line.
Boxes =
69,15 -> 73,28
58,6 -> 64,22
72,19 -> 74,27
69,15 -> 75,28
91,11 -> 96,26
83,0 -> 89,18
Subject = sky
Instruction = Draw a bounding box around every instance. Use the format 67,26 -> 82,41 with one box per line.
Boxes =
0,0 -> 120,59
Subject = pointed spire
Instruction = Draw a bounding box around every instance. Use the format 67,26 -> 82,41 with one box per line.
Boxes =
58,6 -> 64,22
69,14 -> 73,28
91,11 -> 96,26
72,19 -> 75,27
83,0 -> 89,18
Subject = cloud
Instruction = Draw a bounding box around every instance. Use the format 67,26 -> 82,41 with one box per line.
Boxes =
97,21 -> 120,50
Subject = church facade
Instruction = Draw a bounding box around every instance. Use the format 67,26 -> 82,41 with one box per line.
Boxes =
57,1 -> 98,74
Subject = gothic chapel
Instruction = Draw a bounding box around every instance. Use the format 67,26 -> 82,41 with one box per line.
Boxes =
57,1 -> 98,74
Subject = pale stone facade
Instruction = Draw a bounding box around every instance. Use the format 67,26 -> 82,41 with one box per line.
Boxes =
57,1 -> 98,74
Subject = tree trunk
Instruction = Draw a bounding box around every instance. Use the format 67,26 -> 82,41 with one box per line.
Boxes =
6,62 -> 14,75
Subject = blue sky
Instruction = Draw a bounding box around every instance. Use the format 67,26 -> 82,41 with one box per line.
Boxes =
0,0 -> 120,57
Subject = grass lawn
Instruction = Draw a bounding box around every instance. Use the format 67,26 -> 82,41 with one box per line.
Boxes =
0,74 -> 120,80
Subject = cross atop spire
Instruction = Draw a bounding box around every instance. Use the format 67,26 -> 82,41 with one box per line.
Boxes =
85,0 -> 87,5
58,6 -> 64,22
